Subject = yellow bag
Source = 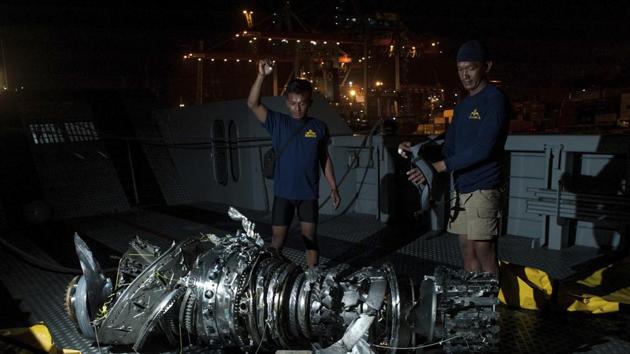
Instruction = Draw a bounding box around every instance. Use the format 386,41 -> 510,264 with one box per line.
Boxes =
0,323 -> 80,354
498,260 -> 554,310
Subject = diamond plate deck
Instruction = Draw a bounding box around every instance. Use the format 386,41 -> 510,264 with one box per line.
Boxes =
1,206 -> 629,354
0,236 -> 103,353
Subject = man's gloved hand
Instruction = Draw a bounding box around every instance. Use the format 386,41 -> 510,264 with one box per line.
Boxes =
397,141 -> 412,158
407,167 -> 427,185
258,59 -> 274,76
399,140 -> 446,186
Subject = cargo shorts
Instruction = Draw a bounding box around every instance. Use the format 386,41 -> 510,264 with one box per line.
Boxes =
447,188 -> 503,240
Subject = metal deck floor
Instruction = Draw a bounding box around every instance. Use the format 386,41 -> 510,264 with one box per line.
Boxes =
1,205 -> 629,353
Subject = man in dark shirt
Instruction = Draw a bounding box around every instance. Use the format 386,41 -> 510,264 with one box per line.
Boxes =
399,40 -> 508,274
247,59 -> 341,267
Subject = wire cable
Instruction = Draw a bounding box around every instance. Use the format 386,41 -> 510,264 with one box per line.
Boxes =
371,335 -> 463,351
318,118 -> 384,223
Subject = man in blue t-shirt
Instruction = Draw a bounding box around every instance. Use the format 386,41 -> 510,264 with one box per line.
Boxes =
247,59 -> 341,267
398,40 -> 508,274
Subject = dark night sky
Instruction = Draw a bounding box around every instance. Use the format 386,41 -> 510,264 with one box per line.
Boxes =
2,1 -> 630,105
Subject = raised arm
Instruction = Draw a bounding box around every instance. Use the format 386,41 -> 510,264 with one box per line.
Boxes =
247,59 -> 274,123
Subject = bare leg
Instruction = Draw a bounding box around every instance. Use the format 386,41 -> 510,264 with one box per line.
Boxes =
271,225 -> 288,250
474,240 -> 498,274
458,234 -> 481,272
300,222 -> 318,267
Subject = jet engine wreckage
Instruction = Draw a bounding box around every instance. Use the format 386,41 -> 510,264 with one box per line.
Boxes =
64,207 -> 499,353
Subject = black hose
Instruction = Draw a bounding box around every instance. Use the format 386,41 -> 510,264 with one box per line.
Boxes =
0,237 -> 117,275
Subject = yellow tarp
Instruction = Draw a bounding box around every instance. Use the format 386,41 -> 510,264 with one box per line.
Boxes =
0,323 -> 80,354
558,261 -> 630,314
498,259 -> 630,314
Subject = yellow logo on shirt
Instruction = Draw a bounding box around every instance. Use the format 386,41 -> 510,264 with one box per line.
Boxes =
304,129 -> 317,138
469,108 -> 481,120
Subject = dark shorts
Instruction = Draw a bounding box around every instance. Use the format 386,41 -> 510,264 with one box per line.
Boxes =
272,196 -> 318,226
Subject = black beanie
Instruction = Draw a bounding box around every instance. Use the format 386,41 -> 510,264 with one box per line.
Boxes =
456,40 -> 488,62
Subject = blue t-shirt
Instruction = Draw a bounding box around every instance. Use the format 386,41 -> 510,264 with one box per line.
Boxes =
443,84 -> 508,193
262,110 -> 330,200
